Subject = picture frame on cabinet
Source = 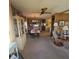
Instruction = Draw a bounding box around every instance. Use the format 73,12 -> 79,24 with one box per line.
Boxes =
59,21 -> 64,27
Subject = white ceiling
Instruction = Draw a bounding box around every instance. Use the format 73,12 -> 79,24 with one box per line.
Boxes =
11,0 -> 69,19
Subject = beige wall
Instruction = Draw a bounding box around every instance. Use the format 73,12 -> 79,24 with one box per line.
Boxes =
9,6 -> 16,43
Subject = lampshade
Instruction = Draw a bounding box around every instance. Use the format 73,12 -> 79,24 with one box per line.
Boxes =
54,22 -> 58,26
44,23 -> 46,26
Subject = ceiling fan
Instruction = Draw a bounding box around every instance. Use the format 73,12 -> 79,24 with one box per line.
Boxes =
40,7 -> 51,15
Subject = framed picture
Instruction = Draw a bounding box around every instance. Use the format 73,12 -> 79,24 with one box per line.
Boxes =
59,21 -> 64,27
9,42 -> 19,59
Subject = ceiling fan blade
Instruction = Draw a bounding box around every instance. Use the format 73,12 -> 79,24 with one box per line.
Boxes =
44,12 -> 51,14
40,12 -> 51,15
40,11 -> 45,15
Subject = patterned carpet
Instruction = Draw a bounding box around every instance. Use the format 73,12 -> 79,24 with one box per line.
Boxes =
21,36 -> 69,59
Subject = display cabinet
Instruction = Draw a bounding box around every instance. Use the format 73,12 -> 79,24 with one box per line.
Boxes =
13,15 -> 26,51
